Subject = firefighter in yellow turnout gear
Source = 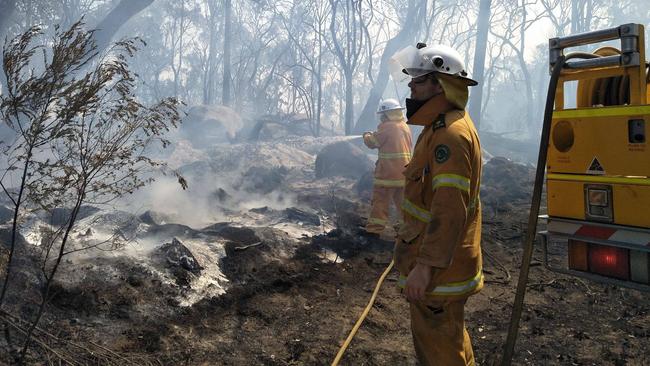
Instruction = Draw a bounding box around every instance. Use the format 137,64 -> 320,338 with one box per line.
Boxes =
390,43 -> 483,365
362,99 -> 413,235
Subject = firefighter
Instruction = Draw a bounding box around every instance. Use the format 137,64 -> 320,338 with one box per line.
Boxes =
362,99 -> 412,236
390,43 -> 483,365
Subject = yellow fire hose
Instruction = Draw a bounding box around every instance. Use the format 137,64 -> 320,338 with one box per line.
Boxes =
331,259 -> 394,366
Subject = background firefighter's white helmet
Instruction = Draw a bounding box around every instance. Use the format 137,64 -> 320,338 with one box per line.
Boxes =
389,43 -> 478,86
376,98 -> 404,114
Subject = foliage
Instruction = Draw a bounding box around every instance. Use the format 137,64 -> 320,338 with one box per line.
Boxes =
0,20 -> 183,362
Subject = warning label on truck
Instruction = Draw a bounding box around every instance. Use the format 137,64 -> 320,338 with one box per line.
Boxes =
586,157 -> 605,175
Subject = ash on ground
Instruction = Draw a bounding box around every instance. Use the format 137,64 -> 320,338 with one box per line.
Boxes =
0,136 -> 647,366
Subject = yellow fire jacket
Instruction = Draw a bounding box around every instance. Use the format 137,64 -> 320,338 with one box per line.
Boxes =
395,95 -> 483,301
363,119 -> 413,187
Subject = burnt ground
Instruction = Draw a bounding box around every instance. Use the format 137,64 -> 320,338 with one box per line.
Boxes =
1,158 -> 649,365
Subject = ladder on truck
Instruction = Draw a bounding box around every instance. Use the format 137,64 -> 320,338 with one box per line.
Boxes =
501,23 -> 650,365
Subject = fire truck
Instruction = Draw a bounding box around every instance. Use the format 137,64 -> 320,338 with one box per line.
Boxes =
543,23 -> 650,290
502,23 -> 650,365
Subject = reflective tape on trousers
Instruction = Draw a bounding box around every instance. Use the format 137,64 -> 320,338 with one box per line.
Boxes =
401,199 -> 432,223
374,178 -> 405,187
378,152 -> 411,159
432,174 -> 470,192
398,270 -> 483,296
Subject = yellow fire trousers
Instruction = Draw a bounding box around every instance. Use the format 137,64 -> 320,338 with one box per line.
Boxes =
365,186 -> 404,234
409,299 -> 475,366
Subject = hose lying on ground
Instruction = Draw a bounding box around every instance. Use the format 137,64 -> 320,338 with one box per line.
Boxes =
331,259 -> 394,366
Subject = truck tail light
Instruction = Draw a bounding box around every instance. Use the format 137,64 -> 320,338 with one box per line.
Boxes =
568,240 -> 588,271
588,244 -> 629,280
567,240 -> 650,283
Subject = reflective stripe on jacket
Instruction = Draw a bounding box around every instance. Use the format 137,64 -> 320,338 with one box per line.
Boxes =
394,94 -> 483,302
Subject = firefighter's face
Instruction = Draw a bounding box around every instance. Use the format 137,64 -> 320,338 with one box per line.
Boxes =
408,75 -> 443,101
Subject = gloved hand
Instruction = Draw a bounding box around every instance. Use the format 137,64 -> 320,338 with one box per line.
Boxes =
363,132 -> 377,148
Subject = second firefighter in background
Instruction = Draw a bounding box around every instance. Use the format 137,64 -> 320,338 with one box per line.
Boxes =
362,99 -> 412,236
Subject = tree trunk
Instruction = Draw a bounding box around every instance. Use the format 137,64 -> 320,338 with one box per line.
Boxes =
518,2 -> 534,134
344,69 -> 353,135
176,7 -> 185,98
203,0 -> 219,105
93,0 -> 154,54
222,0 -> 232,106
316,68 -> 323,137
352,0 -> 423,134
468,0 -> 491,130
315,28 -> 323,137
520,52 -> 534,132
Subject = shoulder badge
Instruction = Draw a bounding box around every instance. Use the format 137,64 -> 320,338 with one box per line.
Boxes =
434,144 -> 450,163
432,114 -> 446,130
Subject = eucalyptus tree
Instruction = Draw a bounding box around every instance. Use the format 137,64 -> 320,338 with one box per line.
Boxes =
476,9 -> 512,131
229,1 -> 285,114
203,0 -> 222,105
275,0 -> 331,136
92,0 -> 156,55
353,0 -> 426,134
222,0 -> 232,106
468,0 -> 492,130
160,1 -> 198,98
328,0 -> 368,135
489,0 -> 546,134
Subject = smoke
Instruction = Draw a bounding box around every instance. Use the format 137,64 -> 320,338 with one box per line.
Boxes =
117,163 -> 297,229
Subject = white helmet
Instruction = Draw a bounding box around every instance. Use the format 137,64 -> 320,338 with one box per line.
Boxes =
376,98 -> 404,114
389,43 -> 478,86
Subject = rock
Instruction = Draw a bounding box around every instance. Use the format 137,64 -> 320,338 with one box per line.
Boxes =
48,206 -> 100,226
145,223 -> 201,239
250,206 -> 271,214
201,222 -> 231,233
248,114 -> 313,141
203,224 -> 260,245
283,207 -> 321,226
277,135 -> 369,156
315,141 -> 374,179
139,210 -> 175,226
181,104 -> 243,148
158,238 -> 202,274
238,166 -> 288,194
